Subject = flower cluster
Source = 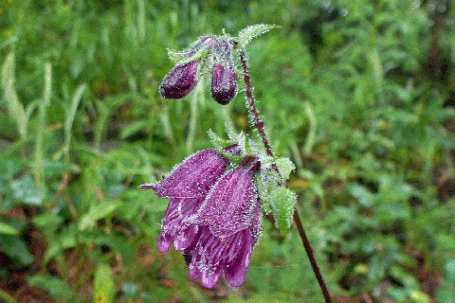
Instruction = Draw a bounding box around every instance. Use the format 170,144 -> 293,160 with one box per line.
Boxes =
140,146 -> 262,288
159,36 -> 238,105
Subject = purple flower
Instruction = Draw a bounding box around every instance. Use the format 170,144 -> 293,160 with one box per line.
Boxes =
140,146 -> 241,253
141,148 -> 262,289
211,63 -> 238,105
182,157 -> 261,288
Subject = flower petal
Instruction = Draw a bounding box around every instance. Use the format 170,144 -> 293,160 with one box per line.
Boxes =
156,198 -> 202,252
224,229 -> 253,287
142,149 -> 228,198
174,225 -> 199,250
195,167 -> 257,238
157,233 -> 173,253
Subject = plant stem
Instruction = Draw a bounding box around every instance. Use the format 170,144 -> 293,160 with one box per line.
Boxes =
236,43 -> 332,303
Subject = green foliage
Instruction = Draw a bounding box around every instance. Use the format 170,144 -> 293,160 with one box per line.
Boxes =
268,186 -> 297,234
1,0 -> 455,302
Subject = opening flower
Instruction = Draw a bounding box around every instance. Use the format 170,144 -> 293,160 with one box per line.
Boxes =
183,157 -> 261,288
141,147 -> 262,289
140,146 -> 241,253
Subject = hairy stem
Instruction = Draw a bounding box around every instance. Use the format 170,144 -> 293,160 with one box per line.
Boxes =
236,42 -> 331,303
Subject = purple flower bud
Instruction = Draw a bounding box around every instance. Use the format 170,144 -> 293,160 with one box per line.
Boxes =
211,62 -> 238,105
160,59 -> 200,99
159,36 -> 215,99
186,226 -> 253,288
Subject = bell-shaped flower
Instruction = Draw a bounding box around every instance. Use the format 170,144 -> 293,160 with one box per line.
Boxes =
181,157 -> 262,288
140,145 -> 241,252
191,157 -> 260,239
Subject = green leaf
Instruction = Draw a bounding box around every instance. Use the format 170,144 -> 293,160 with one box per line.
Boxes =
79,200 -> 120,230
0,222 -> 19,235
269,186 -> 297,234
349,184 -> 375,208
1,52 -> 27,139
32,213 -> 64,230
0,235 -> 34,265
122,282 -> 139,298
0,289 -> 18,303
237,24 -> 280,49
28,275 -> 79,302
94,263 -> 115,303
208,129 -> 235,149
275,157 -> 296,180
238,132 -> 253,156
120,121 -> 147,140
10,175 -> 43,206
444,259 -> 455,282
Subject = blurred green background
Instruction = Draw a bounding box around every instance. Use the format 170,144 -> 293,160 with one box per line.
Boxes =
1,0 -> 455,302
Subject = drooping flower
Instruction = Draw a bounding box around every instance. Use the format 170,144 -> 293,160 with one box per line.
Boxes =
141,147 -> 263,289
182,157 -> 261,288
140,146 -> 240,253
160,36 -> 214,99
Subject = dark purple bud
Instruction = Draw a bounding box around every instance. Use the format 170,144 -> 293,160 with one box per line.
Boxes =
159,36 -> 214,99
160,59 -> 200,99
211,62 -> 238,105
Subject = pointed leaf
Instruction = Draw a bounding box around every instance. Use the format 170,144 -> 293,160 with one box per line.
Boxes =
1,52 -> 27,139
79,201 -> 120,230
0,222 -> 19,235
94,263 -> 115,303
275,157 -> 296,180
237,24 -> 280,49
208,129 -> 235,149
269,186 -> 297,234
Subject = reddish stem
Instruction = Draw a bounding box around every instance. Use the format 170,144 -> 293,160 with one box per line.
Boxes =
236,42 -> 331,303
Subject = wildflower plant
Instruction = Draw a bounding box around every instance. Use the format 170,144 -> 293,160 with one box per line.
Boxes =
142,24 -> 331,302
